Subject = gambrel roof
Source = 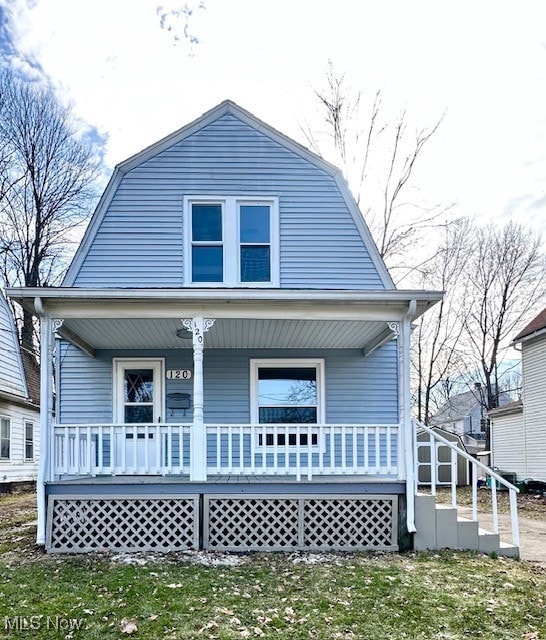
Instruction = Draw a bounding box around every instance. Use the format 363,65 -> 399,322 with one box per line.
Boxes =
0,289 -> 30,402
63,100 -> 393,289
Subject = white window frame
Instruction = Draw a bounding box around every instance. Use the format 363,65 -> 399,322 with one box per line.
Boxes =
183,195 -> 280,287
250,358 -> 326,424
0,416 -> 10,461
24,420 -> 34,462
112,358 -> 165,424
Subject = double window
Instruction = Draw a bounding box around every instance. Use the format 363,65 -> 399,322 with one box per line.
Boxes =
184,196 -> 279,286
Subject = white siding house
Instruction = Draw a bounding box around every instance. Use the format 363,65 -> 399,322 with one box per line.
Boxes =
7,101 -> 518,555
491,309 -> 546,482
0,290 -> 40,489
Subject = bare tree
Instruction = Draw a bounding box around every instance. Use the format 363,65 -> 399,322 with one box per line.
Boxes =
302,62 -> 447,274
0,72 -> 99,353
412,218 -> 472,423
461,220 -> 545,412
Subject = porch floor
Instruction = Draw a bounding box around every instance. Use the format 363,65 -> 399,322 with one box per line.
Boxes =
48,474 -> 402,485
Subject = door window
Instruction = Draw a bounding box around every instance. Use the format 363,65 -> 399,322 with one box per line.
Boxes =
113,359 -> 164,423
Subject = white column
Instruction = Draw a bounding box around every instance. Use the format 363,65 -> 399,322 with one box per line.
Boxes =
397,301 -> 417,534
182,317 -> 215,482
36,315 -> 54,545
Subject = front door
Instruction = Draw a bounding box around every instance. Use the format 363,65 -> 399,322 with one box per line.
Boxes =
113,359 -> 164,472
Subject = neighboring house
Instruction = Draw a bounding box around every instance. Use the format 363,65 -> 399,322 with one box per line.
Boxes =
490,308 -> 546,482
8,100 -> 460,554
430,388 -> 513,454
0,289 -> 40,490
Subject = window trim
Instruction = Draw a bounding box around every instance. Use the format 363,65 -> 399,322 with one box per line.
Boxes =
24,420 -> 34,462
184,195 -> 280,287
0,416 -> 11,461
249,358 -> 326,424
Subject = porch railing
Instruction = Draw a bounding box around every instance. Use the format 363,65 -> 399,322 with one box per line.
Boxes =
53,424 -> 192,476
414,420 -> 520,548
206,423 -> 399,480
53,422 -> 399,480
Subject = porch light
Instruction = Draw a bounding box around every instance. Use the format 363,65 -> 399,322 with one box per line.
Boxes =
176,328 -> 192,344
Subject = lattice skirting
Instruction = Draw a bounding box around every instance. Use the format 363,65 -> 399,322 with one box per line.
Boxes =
204,494 -> 398,551
46,495 -> 199,553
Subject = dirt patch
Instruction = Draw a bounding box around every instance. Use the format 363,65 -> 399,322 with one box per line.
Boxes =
0,492 -> 43,562
435,486 -> 546,522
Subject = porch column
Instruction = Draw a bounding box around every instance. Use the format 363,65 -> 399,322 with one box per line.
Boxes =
398,301 -> 417,533
36,312 -> 55,545
182,317 -> 215,482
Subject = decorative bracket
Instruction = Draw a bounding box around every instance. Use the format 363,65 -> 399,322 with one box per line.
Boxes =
181,317 -> 215,346
387,321 -> 400,338
52,318 -> 64,337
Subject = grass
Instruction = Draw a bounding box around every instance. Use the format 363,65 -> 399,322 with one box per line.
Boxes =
1,493 -> 545,640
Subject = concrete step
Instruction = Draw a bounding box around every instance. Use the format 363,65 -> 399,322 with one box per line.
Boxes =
477,528 -> 500,554
498,541 -> 520,558
436,505 -> 458,549
414,494 -> 519,558
414,494 -> 437,551
457,517 -> 479,551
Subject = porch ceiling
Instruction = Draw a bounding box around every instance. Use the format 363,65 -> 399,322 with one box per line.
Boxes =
6,286 -> 443,355
60,317 -> 391,351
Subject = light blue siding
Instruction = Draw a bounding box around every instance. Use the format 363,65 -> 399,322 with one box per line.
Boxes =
58,343 -> 398,425
73,114 -> 384,289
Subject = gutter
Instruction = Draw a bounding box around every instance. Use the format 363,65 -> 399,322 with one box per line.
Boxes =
402,300 -> 418,534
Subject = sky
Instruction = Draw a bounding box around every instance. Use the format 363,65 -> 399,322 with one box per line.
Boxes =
1,0 -> 546,232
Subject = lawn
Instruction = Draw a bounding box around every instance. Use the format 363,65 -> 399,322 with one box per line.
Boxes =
1,492 -> 545,640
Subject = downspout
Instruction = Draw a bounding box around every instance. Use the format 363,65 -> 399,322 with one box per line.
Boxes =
35,297 -> 52,546
403,300 -> 417,533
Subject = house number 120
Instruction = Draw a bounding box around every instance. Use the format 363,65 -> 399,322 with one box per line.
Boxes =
166,369 -> 192,380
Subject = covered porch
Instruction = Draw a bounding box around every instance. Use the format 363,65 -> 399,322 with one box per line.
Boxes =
8,287 -> 442,545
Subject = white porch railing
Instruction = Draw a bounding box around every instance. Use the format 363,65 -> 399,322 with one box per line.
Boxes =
53,423 -> 400,481
414,420 -> 520,548
206,423 -> 399,480
53,424 -> 192,476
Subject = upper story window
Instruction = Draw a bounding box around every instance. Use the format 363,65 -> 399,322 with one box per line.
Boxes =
184,196 -> 279,286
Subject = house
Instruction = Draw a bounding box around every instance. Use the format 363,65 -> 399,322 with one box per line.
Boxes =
7,101 -> 516,555
430,387 -> 513,454
490,308 -> 546,483
0,289 -> 40,491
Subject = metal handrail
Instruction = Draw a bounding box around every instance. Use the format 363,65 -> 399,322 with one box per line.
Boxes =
414,420 -> 520,548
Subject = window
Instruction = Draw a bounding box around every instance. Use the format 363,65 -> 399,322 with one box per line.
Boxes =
250,359 -> 325,424
24,421 -> 34,461
185,196 -> 279,286
191,203 -> 223,282
239,204 -> 271,282
0,417 -> 10,460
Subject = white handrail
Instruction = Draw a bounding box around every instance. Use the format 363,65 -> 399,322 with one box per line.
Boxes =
414,420 -> 520,548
